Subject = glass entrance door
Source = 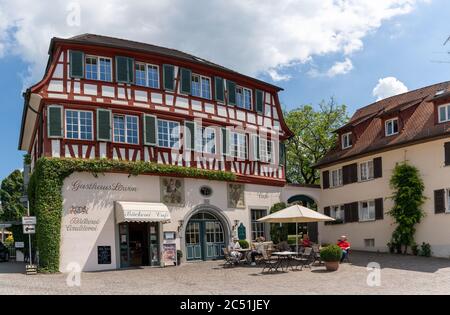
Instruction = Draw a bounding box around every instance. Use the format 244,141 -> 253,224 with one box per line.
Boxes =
185,212 -> 225,261
205,221 -> 225,260
149,222 -> 160,266
186,222 -> 202,260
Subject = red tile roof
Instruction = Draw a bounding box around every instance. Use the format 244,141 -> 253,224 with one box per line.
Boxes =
316,81 -> 450,168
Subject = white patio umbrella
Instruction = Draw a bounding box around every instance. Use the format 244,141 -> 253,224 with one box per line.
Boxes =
257,204 -> 335,253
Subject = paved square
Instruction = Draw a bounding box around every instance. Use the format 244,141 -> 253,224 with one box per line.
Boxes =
1,252 -> 450,294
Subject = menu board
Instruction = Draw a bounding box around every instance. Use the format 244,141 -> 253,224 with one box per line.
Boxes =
162,243 -> 177,266
98,246 -> 112,265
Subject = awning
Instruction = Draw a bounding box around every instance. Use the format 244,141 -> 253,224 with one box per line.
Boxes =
115,201 -> 171,224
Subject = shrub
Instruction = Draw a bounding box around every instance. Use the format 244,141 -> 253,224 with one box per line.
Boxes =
269,202 -> 288,243
238,240 -> 249,249
320,245 -> 342,262
418,242 -> 431,257
411,242 -> 419,256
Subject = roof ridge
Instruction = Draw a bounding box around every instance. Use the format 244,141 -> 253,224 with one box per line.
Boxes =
354,80 -> 450,115
69,33 -> 232,74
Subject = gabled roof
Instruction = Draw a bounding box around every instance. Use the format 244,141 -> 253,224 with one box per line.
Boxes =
316,81 -> 450,168
48,33 -> 283,91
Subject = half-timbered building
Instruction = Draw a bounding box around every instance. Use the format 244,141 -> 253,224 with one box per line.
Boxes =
18,34 -> 319,271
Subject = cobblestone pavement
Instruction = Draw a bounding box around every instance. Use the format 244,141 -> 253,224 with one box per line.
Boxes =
1,252 -> 450,295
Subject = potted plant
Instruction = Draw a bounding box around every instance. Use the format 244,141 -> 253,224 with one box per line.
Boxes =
238,240 -> 249,249
320,245 -> 343,271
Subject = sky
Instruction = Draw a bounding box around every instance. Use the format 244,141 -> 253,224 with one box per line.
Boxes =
0,0 -> 449,180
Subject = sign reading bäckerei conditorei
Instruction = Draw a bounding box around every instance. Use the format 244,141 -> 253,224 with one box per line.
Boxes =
122,209 -> 170,221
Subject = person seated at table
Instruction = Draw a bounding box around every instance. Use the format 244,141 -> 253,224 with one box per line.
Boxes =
250,236 -> 266,266
337,235 -> 351,263
301,234 -> 312,247
228,237 -> 242,261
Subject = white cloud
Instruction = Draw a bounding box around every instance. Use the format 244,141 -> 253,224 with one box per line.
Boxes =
0,0 -> 427,86
326,58 -> 354,77
372,77 -> 409,101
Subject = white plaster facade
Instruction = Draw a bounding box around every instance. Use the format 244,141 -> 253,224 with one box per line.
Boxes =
319,137 -> 450,257
60,172 -> 320,272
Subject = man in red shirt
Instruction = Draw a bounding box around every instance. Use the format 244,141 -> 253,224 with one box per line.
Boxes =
337,235 -> 351,263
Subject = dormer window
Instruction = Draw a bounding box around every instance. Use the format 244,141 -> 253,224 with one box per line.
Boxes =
438,104 -> 450,123
385,118 -> 399,136
341,132 -> 352,149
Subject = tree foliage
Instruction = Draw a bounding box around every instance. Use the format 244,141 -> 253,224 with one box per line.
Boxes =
388,162 -> 426,254
0,170 -> 26,221
284,98 -> 348,184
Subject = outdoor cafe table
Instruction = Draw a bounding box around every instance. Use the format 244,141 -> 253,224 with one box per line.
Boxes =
271,251 -> 298,272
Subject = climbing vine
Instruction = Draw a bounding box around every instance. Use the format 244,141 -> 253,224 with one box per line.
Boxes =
28,157 -> 236,272
388,162 -> 426,254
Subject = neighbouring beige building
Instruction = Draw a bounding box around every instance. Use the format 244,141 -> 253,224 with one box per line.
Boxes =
316,81 -> 450,257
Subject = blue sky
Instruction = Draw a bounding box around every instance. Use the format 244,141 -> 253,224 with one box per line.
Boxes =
0,0 -> 449,180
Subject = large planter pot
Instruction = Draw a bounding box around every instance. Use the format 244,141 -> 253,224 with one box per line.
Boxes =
324,261 -> 339,271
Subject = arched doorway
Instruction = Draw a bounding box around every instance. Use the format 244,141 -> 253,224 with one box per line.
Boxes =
185,211 -> 226,261
287,195 -> 318,243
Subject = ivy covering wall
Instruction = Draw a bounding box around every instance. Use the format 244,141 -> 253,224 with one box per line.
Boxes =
28,157 -> 236,272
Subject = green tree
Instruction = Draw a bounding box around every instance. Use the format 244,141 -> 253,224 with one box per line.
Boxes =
388,162 -> 426,254
285,98 -> 348,184
0,170 -> 26,221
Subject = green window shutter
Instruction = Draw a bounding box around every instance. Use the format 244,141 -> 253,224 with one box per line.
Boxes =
143,115 -> 157,146
226,80 -> 236,105
47,106 -> 63,138
214,77 -> 224,102
69,50 -> 84,78
184,121 -> 196,150
163,64 -> 175,91
279,142 -> 286,166
97,109 -> 112,142
180,68 -> 192,94
222,128 -> 230,156
116,56 -> 129,83
256,90 -> 264,113
127,58 -> 134,84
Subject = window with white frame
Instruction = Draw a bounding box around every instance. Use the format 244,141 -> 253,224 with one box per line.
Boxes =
195,126 -> 216,154
231,132 -> 247,159
65,110 -> 93,140
260,138 -> 273,163
113,115 -> 139,144
135,63 -> 160,88
385,118 -> 399,136
236,86 -> 252,110
157,119 -> 180,149
359,200 -> 376,222
251,209 -> 267,241
330,205 -> 344,221
85,56 -> 112,81
438,104 -> 450,123
359,160 -> 374,181
341,132 -> 352,149
330,168 -> 343,187
191,74 -> 211,99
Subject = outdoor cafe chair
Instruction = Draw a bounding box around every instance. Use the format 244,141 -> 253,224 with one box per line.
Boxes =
292,247 -> 314,270
312,244 -> 323,265
260,250 -> 280,273
223,248 -> 240,268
